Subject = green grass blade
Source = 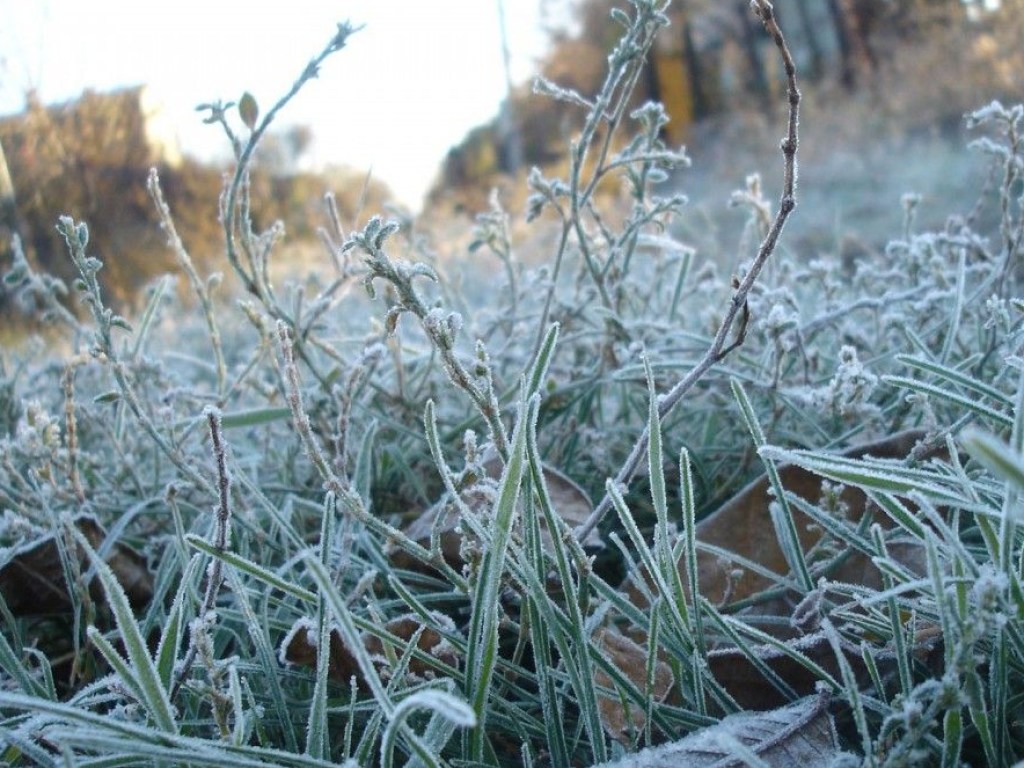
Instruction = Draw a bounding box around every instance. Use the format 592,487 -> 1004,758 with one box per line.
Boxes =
526,322 -> 559,398
71,526 -> 177,734
129,274 -> 171,361
305,603 -> 331,760
731,379 -> 813,591
306,493 -> 336,760
225,569 -> 300,754
0,620 -> 48,698
219,406 -> 292,429
185,534 -> 316,602
465,391 -> 536,760
154,553 -> 201,691
526,397 -> 605,764
883,375 -> 1011,428
896,354 -> 1010,405
0,690 -> 346,766
381,689 -> 475,768
961,427 -> 1024,501
305,553 -> 393,707
761,447 -> 964,506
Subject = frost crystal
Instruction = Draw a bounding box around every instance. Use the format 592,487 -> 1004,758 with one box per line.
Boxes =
278,617 -> 317,666
826,346 -> 878,419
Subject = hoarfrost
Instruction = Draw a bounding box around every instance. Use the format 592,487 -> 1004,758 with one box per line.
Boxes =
278,616 -> 317,666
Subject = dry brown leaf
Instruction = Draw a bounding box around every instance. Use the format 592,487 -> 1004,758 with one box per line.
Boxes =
280,611 -> 458,685
592,692 -> 846,768
391,456 -> 601,572
0,515 -> 152,615
705,625 -> 942,711
687,430 -> 932,607
626,430 -> 936,616
613,430 -> 945,711
593,626 -> 674,743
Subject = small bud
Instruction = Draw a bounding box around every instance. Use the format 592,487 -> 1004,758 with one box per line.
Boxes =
239,92 -> 259,130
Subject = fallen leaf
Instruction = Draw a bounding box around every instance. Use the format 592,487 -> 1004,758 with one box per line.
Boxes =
616,430 -> 944,711
391,456 -> 601,572
0,515 -> 152,615
593,626 -> 674,743
626,430 -> 937,617
705,625 -> 942,711
281,611 -> 459,685
592,692 -> 847,768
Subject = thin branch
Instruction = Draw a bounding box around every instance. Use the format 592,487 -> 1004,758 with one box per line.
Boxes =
170,406 -> 233,700
575,0 -> 801,542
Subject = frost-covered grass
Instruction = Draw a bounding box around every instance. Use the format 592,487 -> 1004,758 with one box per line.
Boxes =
1,2 -> 1024,766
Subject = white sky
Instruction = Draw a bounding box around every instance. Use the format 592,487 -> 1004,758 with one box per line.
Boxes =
0,1 -> 549,209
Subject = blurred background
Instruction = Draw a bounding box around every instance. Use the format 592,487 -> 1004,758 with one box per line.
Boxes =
0,0 -> 1020,318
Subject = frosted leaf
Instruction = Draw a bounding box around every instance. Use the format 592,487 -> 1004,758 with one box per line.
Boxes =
828,346 -> 878,418
635,233 -> 695,257
423,308 -> 446,332
394,454 -> 600,574
445,311 -> 464,335
278,617 -> 317,666
965,100 -> 1021,128
764,303 -> 798,334
590,693 -> 844,768
0,509 -> 45,546
592,627 -> 674,743
970,565 -> 1010,634
15,401 -> 61,453
984,295 -> 1010,331
0,515 -> 153,615
361,342 -> 387,364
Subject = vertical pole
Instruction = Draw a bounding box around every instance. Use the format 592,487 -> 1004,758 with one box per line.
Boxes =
496,0 -> 522,173
828,0 -> 857,89
0,137 -> 19,253
735,0 -> 772,110
792,0 -> 826,80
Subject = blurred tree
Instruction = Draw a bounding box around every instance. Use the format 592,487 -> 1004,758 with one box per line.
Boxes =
791,0 -> 825,81
0,88 -> 169,309
0,89 -> 388,320
826,0 -> 890,88
496,0 -> 523,173
432,0 -> 1021,213
732,0 -> 772,108
867,0 -> 1016,131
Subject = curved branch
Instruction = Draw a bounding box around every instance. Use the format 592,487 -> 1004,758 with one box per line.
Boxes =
575,0 -> 801,542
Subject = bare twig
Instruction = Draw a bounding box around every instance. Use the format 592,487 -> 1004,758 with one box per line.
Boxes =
532,1 -> 673,356
575,0 -> 800,542
171,406 -> 233,700
217,23 -> 357,296
62,362 -> 86,505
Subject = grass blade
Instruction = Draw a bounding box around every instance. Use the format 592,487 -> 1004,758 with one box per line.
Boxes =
71,525 -> 177,734
185,534 -> 316,603
465,391 -> 536,760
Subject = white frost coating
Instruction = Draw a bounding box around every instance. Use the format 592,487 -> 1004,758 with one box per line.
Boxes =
362,342 -> 388,364
590,694 -> 842,767
15,400 -> 61,453
278,616 -> 317,666
446,311 -> 464,335
0,509 -> 46,548
635,233 -> 695,257
431,638 -> 457,661
763,302 -> 798,334
423,307 -> 446,331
